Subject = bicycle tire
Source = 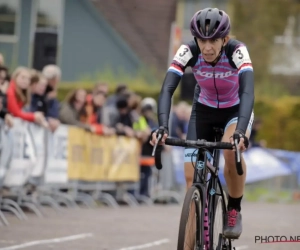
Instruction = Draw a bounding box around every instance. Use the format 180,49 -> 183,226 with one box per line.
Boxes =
207,177 -> 224,250
213,189 -> 232,250
177,185 -> 203,250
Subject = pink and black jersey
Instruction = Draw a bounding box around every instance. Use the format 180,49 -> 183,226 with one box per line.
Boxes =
158,38 -> 254,134
168,39 -> 253,109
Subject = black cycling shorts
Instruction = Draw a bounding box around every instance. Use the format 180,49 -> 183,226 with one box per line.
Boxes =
184,102 -> 254,163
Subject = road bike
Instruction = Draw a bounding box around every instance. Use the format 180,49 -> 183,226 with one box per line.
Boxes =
152,127 -> 243,250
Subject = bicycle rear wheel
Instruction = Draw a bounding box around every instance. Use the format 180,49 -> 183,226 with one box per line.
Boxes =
177,185 -> 203,250
212,187 -> 232,250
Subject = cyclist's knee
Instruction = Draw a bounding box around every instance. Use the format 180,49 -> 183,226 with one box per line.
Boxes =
184,162 -> 194,186
184,148 -> 197,187
223,149 -> 235,167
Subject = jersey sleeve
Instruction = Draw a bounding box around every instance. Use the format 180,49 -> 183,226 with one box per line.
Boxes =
231,43 -> 255,134
232,44 -> 253,74
167,42 -> 197,77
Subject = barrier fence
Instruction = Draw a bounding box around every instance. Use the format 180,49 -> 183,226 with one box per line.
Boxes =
1,118 -> 140,187
0,118 -> 184,226
0,118 -> 299,226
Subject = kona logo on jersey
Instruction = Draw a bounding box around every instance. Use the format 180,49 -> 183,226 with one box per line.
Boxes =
196,70 -> 234,78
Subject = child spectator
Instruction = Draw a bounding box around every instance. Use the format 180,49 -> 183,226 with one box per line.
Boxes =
80,86 -> 115,135
7,67 -> 47,127
30,70 -> 60,132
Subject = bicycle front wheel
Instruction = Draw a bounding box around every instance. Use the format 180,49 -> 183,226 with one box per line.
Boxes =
177,185 -> 203,250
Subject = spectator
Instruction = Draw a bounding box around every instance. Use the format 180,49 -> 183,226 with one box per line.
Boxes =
104,93 -> 139,137
130,93 -> 150,140
30,70 -> 47,115
249,118 -> 267,148
92,82 -> 109,124
138,97 -> 159,198
0,95 -> 13,127
94,82 -> 109,97
0,66 -> 10,93
141,97 -> 158,130
59,88 -> 94,132
170,101 -> 189,139
42,64 -> 61,119
7,66 -> 47,126
182,104 -> 192,138
81,86 -> 115,135
0,66 -> 11,126
0,53 -> 4,66
106,84 -> 128,107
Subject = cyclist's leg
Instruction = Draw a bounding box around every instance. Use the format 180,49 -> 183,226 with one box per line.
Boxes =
184,85 -> 199,190
222,112 -> 254,238
184,104 -> 214,190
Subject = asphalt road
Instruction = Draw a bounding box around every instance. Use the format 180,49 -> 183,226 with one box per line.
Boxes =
0,202 -> 299,250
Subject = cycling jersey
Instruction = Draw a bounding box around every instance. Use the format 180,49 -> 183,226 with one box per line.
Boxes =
158,38 -> 254,134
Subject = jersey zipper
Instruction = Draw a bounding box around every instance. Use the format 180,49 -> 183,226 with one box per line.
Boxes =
213,69 -> 219,108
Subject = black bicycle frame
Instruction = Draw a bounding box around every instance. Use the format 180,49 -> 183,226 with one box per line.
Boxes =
192,129 -> 227,250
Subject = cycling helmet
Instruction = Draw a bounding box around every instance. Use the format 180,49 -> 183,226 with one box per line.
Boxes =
190,8 -> 230,40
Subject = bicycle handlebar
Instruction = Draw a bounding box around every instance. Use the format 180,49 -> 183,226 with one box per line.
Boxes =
152,137 -> 243,176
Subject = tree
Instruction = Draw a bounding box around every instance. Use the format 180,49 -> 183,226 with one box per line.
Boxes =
230,0 -> 300,95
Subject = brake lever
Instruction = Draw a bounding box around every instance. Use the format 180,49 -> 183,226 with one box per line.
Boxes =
234,139 -> 241,163
151,133 -> 162,156
234,138 -> 244,175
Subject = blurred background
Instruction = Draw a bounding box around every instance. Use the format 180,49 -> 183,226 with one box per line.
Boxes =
0,0 -> 299,239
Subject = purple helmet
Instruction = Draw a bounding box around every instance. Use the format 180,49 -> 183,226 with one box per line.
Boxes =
190,8 -> 231,40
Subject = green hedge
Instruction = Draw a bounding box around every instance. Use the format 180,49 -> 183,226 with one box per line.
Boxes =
58,82 -> 182,103
253,96 -> 300,151
58,83 -> 300,151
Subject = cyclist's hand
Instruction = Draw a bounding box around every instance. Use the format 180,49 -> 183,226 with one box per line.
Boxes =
150,126 -> 168,146
230,130 -> 249,153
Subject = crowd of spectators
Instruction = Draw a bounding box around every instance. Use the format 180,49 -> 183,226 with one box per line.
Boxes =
0,53 -> 193,199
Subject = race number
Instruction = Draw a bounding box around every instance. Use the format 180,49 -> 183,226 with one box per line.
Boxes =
232,46 -> 252,68
174,45 -> 193,66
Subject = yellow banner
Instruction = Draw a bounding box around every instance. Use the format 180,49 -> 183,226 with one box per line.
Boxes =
67,127 -> 87,180
105,136 -> 140,182
67,127 -> 140,182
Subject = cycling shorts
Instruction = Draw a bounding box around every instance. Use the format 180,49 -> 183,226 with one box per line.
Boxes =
184,102 -> 254,163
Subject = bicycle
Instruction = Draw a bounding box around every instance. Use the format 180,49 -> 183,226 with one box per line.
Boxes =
152,127 -> 243,250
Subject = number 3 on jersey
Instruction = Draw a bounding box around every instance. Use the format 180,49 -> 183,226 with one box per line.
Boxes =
232,46 -> 251,69
235,49 -> 243,59
174,45 -> 193,66
179,48 -> 189,57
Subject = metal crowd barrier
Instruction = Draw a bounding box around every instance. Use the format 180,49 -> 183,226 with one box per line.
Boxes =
0,118 -> 183,226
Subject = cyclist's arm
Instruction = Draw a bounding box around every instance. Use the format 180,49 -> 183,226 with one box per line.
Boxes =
232,45 -> 254,134
158,43 -> 196,129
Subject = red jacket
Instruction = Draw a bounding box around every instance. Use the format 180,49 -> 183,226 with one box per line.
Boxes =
81,94 -> 104,134
7,81 -> 35,122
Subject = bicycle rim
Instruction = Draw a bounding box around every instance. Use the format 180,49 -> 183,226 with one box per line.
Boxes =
212,195 -> 223,249
177,186 -> 203,250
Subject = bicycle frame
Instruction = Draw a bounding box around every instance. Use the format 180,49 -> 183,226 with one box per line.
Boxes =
192,129 -> 229,250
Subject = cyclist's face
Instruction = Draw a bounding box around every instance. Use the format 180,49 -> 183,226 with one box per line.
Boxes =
197,36 -> 229,62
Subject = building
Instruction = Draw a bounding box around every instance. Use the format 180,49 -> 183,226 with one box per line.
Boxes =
0,0 -> 177,81
0,0 -> 230,82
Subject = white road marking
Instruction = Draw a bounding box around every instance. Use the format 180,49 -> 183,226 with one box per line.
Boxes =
117,239 -> 170,250
0,233 -> 93,250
